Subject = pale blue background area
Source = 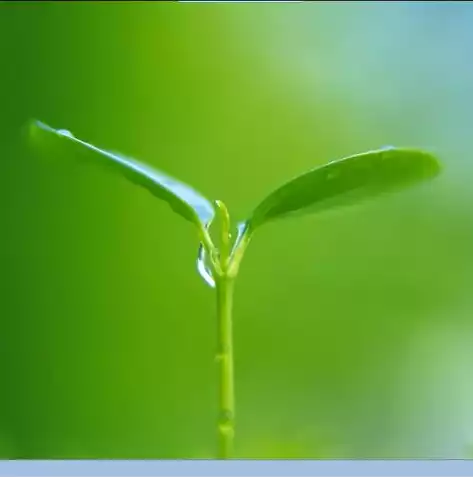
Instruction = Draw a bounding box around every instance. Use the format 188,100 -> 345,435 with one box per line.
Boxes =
2,460 -> 473,477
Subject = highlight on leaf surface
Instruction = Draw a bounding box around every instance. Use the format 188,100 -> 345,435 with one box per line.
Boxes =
245,147 -> 441,232
28,120 -> 215,227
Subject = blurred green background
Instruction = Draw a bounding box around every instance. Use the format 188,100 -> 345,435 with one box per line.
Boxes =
1,1 -> 473,459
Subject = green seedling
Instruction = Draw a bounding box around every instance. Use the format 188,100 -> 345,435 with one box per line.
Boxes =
28,120 -> 441,459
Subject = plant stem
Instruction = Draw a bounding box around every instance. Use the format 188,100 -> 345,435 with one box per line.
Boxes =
211,201 -> 248,459
215,273 -> 235,459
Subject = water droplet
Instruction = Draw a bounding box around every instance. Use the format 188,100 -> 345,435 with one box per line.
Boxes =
236,222 -> 247,240
196,241 -> 215,288
230,222 -> 248,256
380,145 -> 395,151
57,129 -> 74,138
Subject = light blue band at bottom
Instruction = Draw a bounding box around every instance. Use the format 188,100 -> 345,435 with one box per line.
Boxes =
0,460 -> 472,477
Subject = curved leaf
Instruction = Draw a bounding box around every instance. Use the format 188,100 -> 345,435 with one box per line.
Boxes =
28,120 -> 215,227
247,147 -> 441,231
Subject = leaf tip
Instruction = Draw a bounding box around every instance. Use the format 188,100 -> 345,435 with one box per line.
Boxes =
28,119 -> 75,139
398,147 -> 443,179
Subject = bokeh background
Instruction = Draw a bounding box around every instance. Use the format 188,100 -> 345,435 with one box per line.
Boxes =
1,1 -> 473,459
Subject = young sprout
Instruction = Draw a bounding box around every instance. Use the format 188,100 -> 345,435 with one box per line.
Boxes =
28,120 -> 441,459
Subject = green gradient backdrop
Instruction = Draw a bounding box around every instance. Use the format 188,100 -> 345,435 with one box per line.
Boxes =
1,1 -> 473,459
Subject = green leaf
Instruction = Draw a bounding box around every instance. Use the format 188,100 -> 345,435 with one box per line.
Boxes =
28,120 -> 215,227
246,147 -> 441,232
